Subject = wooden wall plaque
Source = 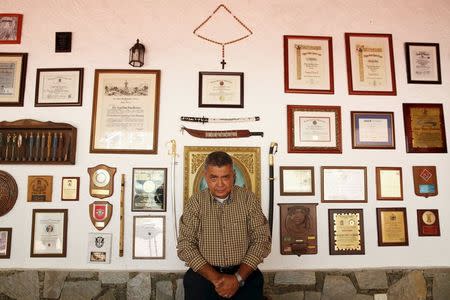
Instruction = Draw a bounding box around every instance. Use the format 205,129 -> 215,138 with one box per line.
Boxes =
412,166 -> 438,197
0,170 -> 18,216
88,164 -> 116,199
417,209 -> 440,236
27,176 -> 53,202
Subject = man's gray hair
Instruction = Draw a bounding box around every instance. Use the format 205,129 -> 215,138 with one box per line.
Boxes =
204,151 -> 233,170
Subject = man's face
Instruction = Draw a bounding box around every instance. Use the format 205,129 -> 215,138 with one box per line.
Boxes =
204,164 -> 234,199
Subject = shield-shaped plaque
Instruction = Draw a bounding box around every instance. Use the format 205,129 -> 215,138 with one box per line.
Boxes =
87,164 -> 116,199
89,201 -> 113,230
412,166 -> 438,198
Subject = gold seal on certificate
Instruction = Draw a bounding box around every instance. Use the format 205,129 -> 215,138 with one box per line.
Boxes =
198,72 -> 244,108
88,164 -> 116,199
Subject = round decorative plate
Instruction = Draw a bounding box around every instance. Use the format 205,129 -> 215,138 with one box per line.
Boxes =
0,170 -> 18,217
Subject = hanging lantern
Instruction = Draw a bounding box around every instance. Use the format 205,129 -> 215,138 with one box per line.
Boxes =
129,39 -> 145,67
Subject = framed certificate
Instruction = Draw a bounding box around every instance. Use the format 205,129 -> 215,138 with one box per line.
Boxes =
30,209 -> 68,257
87,232 -> 112,263
405,43 -> 441,84
283,35 -> 334,94
27,175 -> 53,202
403,103 -> 447,153
279,166 -> 314,196
345,33 -> 396,95
198,72 -> 243,108
132,168 -> 167,212
376,167 -> 403,200
0,53 -> 27,106
133,215 -> 165,259
287,105 -> 342,153
417,209 -> 440,237
0,228 -> 12,258
61,177 -> 80,201
90,69 -> 160,154
376,207 -> 408,246
321,166 -> 367,203
328,209 -> 365,255
351,111 -> 395,149
0,14 -> 23,44
35,68 -> 83,106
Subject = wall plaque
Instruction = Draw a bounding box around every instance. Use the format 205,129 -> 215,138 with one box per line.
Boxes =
89,201 -> 113,231
27,175 -> 53,202
417,209 -> 440,236
0,170 -> 18,216
88,164 -> 116,199
328,209 -> 365,255
412,166 -> 437,198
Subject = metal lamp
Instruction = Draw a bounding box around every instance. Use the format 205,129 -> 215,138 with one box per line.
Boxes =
129,39 -> 145,67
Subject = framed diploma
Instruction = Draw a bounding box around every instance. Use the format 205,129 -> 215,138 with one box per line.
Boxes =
87,232 -> 112,263
279,166 -> 314,196
328,209 -> 365,255
405,43 -> 441,84
0,14 -> 23,44
376,207 -> 408,246
283,35 -> 334,94
198,72 -> 244,108
30,209 -> 68,257
287,105 -> 342,153
133,215 -> 165,259
417,209 -> 440,237
132,168 -> 167,212
35,68 -> 83,106
0,53 -> 27,106
27,175 -> 53,202
61,177 -> 80,201
345,33 -> 396,95
321,166 -> 367,203
0,170 -> 18,217
351,111 -> 395,149
0,228 -> 12,258
412,166 -> 438,198
376,167 -> 403,200
403,103 -> 447,153
90,69 -> 160,154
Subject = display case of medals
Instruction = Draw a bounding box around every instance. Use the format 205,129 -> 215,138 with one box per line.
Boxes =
0,119 -> 77,165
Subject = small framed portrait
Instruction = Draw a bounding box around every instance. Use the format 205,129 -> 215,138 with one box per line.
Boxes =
61,177 -> 80,201
351,111 -> 395,149
0,228 -> 12,258
133,216 -> 165,259
0,14 -> 23,44
199,72 -> 244,108
279,166 -> 314,196
30,209 -> 68,257
87,233 -> 112,264
405,42 -> 441,84
132,168 -> 167,212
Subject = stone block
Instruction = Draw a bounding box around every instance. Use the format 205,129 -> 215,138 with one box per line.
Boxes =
322,275 -> 357,300
156,281 -> 173,300
68,271 -> 96,279
433,273 -> 450,300
352,294 -> 373,300
98,289 -> 116,300
274,271 -> 316,285
99,272 -> 129,284
271,291 -> 304,300
305,291 -> 321,300
355,270 -> 388,290
0,271 -> 39,300
387,270 -> 426,300
127,273 -> 152,300
60,281 -> 102,300
43,271 -> 69,299
175,278 -> 184,300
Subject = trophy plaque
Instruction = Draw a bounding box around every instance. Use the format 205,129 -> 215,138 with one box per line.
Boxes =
279,203 -> 318,255
0,170 -> 18,217
27,175 -> 53,202
88,164 -> 116,198
417,209 -> 440,236
89,201 -> 113,231
412,166 -> 438,198
328,209 -> 365,255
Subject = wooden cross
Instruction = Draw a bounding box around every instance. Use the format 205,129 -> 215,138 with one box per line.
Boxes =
221,59 -> 226,69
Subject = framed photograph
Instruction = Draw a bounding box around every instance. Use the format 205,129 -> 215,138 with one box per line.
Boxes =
0,14 -> 23,44
132,168 -> 167,212
345,33 -> 396,95
287,105 -> 342,153
0,53 -> 27,106
328,209 -> 365,255
403,103 -> 447,153
27,176 -> 53,202
0,228 -> 12,258
412,166 -> 438,198
321,166 -> 367,203
30,209 -> 68,257
133,215 -> 165,259
376,167 -> 403,200
279,166 -> 314,196
405,43 -> 441,84
283,35 -> 334,94
61,177 -> 80,201
351,111 -> 395,149
198,72 -> 243,108
376,207 -> 408,246
35,68 -> 83,106
184,146 -> 260,204
90,69 -> 160,154
87,233 -> 112,263
417,209 -> 440,237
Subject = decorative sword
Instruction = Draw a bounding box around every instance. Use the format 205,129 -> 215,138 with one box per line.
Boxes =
181,116 -> 260,124
168,140 -> 179,240
182,126 -> 263,139
119,174 -> 125,257
268,142 -> 278,235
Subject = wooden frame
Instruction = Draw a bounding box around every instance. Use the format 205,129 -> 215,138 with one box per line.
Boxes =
279,166 -> 314,196
376,207 -> 408,246
35,68 -> 83,107
90,69 -> 160,154
405,42 -> 441,84
351,111 -> 395,149
328,209 -> 365,255
0,14 -> 23,44
183,146 -> 260,204
376,167 -> 403,200
30,209 -> 68,257
61,177 -> 80,201
132,168 -> 167,212
417,209 -> 440,237
412,166 -> 438,198
0,53 -> 27,106
287,105 -> 342,153
132,215 -> 165,259
283,35 -> 334,94
403,103 -> 447,153
345,33 -> 396,95
0,228 -> 12,258
198,72 -> 244,108
27,175 -> 53,202
321,166 -> 367,203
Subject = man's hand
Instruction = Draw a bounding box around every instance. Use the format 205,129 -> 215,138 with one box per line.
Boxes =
215,274 -> 239,298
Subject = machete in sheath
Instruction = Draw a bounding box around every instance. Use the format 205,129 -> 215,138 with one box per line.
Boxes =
182,126 -> 263,138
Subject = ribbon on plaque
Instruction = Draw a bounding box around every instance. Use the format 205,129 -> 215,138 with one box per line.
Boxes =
89,201 -> 113,231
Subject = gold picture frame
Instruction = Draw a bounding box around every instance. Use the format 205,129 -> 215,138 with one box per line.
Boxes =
183,146 -> 261,204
